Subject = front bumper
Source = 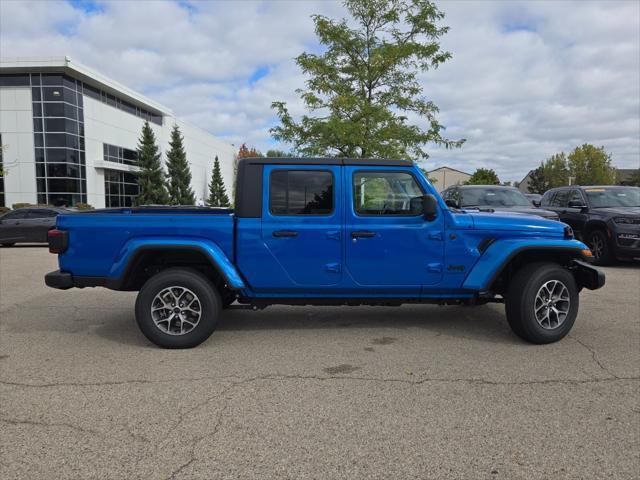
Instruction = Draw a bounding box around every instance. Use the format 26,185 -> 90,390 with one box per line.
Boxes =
612,226 -> 640,260
571,260 -> 606,290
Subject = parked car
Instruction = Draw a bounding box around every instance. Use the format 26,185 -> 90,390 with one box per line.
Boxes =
541,186 -> 640,265
525,193 -> 543,206
441,185 -> 559,220
0,207 -> 68,246
45,158 -> 603,348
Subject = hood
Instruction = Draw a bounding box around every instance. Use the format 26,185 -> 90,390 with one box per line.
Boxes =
465,210 -> 566,235
590,206 -> 640,217
486,205 -> 559,219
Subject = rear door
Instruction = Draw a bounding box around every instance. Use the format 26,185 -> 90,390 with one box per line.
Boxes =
261,165 -> 343,288
23,209 -> 58,242
344,167 -> 444,292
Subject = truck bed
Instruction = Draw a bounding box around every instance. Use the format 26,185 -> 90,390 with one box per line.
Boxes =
56,207 -> 235,278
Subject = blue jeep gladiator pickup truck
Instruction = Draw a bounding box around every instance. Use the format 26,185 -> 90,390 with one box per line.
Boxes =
45,157 -> 604,348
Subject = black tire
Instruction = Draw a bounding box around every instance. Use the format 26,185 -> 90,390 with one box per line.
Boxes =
1,243 -> 15,247
588,229 -> 613,266
505,262 -> 579,344
135,268 -> 221,349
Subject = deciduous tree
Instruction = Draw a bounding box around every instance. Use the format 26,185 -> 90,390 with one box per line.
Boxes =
271,0 -> 463,160
527,166 -> 549,194
567,144 -> 616,185
466,168 -> 500,185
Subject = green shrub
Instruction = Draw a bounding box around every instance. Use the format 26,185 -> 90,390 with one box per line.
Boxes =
74,202 -> 94,210
11,203 -> 35,210
0,206 -> 10,215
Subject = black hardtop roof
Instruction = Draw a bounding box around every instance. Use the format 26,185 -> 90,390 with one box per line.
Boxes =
237,157 -> 413,167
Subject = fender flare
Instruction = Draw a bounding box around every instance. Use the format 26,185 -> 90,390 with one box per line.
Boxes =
462,238 -> 590,292
107,237 -> 246,290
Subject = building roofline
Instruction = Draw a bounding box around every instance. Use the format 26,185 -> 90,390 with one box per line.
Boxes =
0,56 -> 171,116
427,165 -> 472,176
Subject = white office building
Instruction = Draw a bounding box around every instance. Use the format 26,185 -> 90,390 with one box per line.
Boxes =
0,57 -> 236,209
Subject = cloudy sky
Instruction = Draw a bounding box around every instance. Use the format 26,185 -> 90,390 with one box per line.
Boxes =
1,0 -> 638,182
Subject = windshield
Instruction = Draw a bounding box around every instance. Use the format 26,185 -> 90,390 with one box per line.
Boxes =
459,188 -> 531,207
584,187 -> 640,208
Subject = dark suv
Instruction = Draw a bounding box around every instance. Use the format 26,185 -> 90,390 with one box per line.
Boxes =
441,185 -> 559,220
0,207 -> 68,246
541,186 -> 640,264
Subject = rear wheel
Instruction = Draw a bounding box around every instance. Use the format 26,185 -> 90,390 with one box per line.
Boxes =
505,262 -> 579,344
588,229 -> 613,265
135,268 -> 221,348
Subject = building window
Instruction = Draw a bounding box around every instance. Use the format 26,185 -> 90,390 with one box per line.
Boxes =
103,143 -> 138,166
0,134 -> 5,207
104,169 -> 139,207
31,73 -> 87,207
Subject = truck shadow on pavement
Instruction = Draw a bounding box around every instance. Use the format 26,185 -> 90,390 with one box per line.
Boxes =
91,303 -> 521,348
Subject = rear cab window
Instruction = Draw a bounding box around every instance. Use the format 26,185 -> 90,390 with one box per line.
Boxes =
269,169 -> 334,216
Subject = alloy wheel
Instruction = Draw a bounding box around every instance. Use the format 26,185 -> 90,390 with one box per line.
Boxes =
534,280 -> 571,330
150,286 -> 202,335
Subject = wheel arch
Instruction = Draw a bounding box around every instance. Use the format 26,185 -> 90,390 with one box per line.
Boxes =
462,240 -> 590,294
108,240 -> 246,292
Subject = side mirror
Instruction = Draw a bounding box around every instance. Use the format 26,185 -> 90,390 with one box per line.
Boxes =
445,198 -> 460,209
532,200 -> 541,207
567,200 -> 587,209
422,194 -> 438,221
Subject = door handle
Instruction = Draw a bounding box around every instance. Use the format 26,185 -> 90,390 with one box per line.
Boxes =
351,231 -> 376,238
272,230 -> 298,238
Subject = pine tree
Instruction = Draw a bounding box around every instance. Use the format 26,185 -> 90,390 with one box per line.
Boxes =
136,121 -> 169,205
207,156 -> 231,207
165,124 -> 196,205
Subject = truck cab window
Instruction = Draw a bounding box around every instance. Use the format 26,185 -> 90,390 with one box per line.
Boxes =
353,171 -> 423,215
269,170 -> 333,215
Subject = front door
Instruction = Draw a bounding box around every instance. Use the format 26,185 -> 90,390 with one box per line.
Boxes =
261,165 -> 343,289
344,167 -> 444,293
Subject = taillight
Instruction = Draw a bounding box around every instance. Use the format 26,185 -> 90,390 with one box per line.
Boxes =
48,229 -> 68,254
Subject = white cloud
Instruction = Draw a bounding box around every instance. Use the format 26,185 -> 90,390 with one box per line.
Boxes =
0,0 -> 638,182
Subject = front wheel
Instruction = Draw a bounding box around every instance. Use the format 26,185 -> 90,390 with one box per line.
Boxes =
505,262 -> 579,344
588,230 -> 613,266
135,268 -> 221,348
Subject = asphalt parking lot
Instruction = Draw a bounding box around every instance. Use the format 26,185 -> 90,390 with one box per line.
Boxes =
0,247 -> 638,479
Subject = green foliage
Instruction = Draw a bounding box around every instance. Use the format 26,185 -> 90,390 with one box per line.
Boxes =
207,156 -> 231,207
541,153 -> 570,188
136,121 -> 169,205
11,203 -> 35,210
165,124 -> 196,205
0,206 -> 10,215
567,144 -> 616,185
527,166 -> 550,194
265,149 -> 295,157
271,0 -> 463,160
532,145 -> 616,191
466,168 -> 500,185
73,202 -> 94,210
